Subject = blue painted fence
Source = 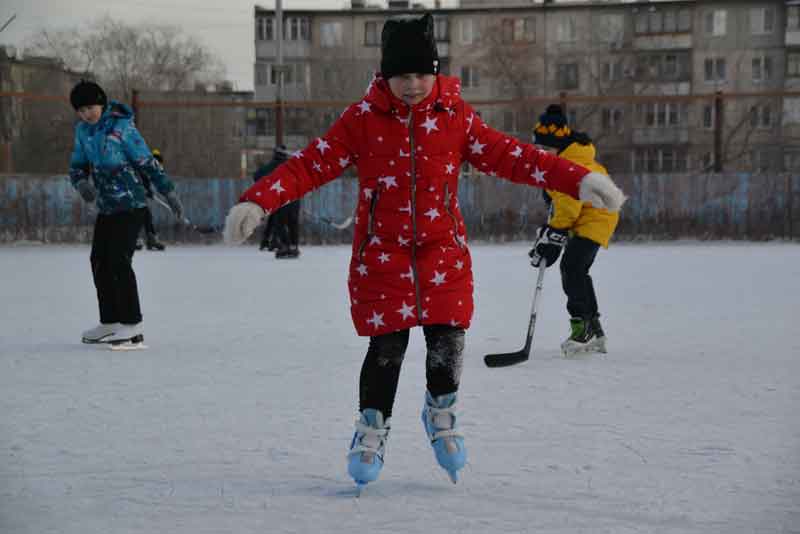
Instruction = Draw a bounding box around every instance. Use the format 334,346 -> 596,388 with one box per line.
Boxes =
1,173 -> 798,243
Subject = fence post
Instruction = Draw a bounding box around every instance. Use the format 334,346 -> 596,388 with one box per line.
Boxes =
713,91 -> 724,172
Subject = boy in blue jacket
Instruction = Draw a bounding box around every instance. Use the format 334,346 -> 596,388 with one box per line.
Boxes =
69,80 -> 183,348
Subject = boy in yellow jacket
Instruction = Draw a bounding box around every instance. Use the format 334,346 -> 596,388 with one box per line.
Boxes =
529,105 -> 619,356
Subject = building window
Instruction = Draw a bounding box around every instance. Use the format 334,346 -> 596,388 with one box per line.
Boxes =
704,10 -> 727,37
788,54 -> 800,77
556,18 -> 577,43
789,7 -> 800,31
461,65 -> 479,88
637,102 -> 685,127
752,56 -> 773,82
320,22 -> 343,48
284,17 -> 311,41
601,107 -> 623,132
596,14 -> 624,44
556,63 -> 579,89
784,149 -> 800,171
434,17 -> 449,41
601,60 -> 623,82
634,148 -> 687,173
750,7 -> 775,35
256,16 -> 274,41
750,105 -> 772,129
256,63 -> 269,86
521,17 -> 535,42
460,19 -> 475,45
364,21 -> 380,46
635,8 -> 691,35
635,53 -> 688,81
704,57 -> 726,82
255,108 -> 275,136
502,110 -> 515,133
702,104 -> 716,129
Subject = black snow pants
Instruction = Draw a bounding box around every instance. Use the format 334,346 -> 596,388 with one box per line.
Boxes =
359,325 -> 465,418
90,208 -> 146,325
559,235 -> 600,320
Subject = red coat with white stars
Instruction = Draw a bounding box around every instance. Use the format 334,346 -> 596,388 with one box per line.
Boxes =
241,75 -> 589,337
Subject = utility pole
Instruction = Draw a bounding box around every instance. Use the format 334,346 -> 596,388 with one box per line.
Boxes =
275,0 -> 284,147
0,14 -> 16,34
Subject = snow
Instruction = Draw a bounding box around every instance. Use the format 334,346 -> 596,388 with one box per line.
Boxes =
1,242 -> 799,534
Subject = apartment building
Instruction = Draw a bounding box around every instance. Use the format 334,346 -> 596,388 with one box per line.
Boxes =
253,0 -> 795,174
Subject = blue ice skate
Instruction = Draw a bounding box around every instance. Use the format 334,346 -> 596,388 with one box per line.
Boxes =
421,391 -> 466,483
347,409 -> 390,491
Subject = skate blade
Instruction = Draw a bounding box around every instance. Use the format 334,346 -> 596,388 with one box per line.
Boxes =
354,482 -> 367,497
562,338 -> 606,358
82,336 -> 112,344
108,334 -> 146,351
446,470 -> 459,484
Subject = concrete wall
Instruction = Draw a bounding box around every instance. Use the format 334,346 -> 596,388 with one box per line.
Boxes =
1,173 -> 798,244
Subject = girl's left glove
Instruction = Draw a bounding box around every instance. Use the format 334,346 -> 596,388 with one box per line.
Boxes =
578,172 -> 626,212
224,202 -> 267,244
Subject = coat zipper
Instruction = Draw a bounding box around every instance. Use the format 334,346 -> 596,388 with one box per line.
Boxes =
358,190 -> 380,260
443,182 -> 464,249
408,110 -> 424,321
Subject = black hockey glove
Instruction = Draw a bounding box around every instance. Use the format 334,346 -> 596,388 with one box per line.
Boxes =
529,226 -> 568,268
76,180 -> 96,203
164,191 -> 184,221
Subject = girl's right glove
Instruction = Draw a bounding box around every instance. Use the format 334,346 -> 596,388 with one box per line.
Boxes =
223,202 -> 267,244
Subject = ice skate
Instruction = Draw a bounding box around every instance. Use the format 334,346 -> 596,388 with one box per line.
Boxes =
561,317 -> 606,357
81,323 -> 121,344
421,391 -> 466,483
106,323 -> 146,350
145,233 -> 165,251
347,408 -> 390,491
275,245 -> 300,259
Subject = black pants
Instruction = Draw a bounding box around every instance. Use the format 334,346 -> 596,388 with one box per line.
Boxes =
90,209 -> 145,325
559,235 -> 600,319
272,200 -> 300,248
141,205 -> 157,237
359,325 -> 465,418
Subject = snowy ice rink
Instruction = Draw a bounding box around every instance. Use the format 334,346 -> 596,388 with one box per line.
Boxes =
1,242 -> 798,534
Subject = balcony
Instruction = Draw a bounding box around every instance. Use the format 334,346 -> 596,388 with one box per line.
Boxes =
632,127 -> 689,145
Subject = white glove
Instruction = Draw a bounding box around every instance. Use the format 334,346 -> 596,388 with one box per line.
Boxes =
578,172 -> 627,212
223,202 -> 267,245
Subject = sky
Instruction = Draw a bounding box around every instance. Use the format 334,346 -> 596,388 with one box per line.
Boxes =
0,0 -> 450,92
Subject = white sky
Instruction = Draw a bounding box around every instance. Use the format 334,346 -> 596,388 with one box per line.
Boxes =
0,0 -> 451,92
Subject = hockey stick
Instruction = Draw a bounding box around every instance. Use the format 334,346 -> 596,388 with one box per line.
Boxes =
484,262 -> 547,368
151,195 -> 218,234
301,208 -> 353,230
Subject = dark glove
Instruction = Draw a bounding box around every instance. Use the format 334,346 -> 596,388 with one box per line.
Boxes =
76,180 -> 96,203
529,226 -> 568,267
164,191 -> 184,221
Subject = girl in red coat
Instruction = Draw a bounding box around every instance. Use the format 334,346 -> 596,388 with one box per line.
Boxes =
224,14 -> 624,489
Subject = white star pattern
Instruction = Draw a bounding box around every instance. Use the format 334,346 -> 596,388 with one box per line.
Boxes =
378,252 -> 391,264
316,138 -> 330,154
531,167 -> 547,184
455,260 -> 464,270
470,139 -> 486,155
366,311 -> 385,330
378,176 -> 398,189
339,156 -> 350,168
270,180 -> 285,194
312,162 -> 322,173
399,202 -> 412,214
466,113 -> 474,130
292,150 -> 303,159
424,208 -> 440,221
399,149 -> 409,158
400,267 -> 414,281
430,271 -> 446,286
369,235 -> 382,246
358,101 -> 371,114
363,188 -> 373,199
422,309 -> 429,319
445,163 -> 455,174
356,264 -> 368,276
377,136 -> 383,142
510,146 -> 522,158
397,302 -> 415,320
398,235 -> 410,246
421,116 -> 439,134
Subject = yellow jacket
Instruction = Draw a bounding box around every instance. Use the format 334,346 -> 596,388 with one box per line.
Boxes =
546,142 -> 619,248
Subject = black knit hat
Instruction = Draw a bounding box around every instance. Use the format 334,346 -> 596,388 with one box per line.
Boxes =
380,13 -> 440,80
533,104 -> 573,152
70,80 -> 107,111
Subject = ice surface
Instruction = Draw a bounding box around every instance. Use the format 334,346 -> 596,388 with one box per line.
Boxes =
1,242 -> 798,534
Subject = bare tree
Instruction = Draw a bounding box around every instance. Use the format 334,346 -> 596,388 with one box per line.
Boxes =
25,16 -> 225,98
